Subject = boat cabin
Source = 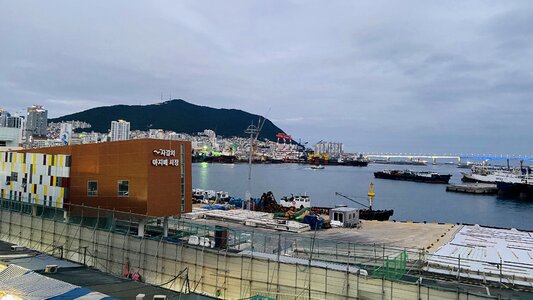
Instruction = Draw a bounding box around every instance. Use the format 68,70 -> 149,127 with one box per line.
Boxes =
330,207 -> 360,227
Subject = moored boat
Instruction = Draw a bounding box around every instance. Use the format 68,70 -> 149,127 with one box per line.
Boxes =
374,169 -> 452,184
461,165 -> 524,184
280,194 -> 311,209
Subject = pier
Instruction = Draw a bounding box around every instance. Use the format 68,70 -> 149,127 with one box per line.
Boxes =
446,183 -> 499,195
364,153 -> 533,164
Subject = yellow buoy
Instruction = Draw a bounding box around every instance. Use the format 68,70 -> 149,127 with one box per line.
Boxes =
367,182 -> 375,197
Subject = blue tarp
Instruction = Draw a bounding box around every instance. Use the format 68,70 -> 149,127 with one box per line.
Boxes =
202,204 -> 228,210
303,215 -> 324,230
48,287 -> 115,299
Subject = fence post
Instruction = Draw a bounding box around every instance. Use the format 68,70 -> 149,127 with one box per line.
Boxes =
500,258 -> 503,286
457,255 -> 461,281
276,233 -> 281,296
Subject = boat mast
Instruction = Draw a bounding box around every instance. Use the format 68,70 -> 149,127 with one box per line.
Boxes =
244,118 -> 265,209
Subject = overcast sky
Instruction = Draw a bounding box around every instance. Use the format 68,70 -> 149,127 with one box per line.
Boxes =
1,1 -> 532,154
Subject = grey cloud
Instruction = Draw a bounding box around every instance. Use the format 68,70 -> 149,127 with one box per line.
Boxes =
1,1 -> 533,154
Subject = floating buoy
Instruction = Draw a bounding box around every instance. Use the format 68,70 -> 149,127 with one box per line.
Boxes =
368,182 -> 375,197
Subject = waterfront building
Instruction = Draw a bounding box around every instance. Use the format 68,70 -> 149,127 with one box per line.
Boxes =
0,110 -> 24,150
10,139 -> 192,216
0,127 -> 22,150
315,141 -> 343,156
26,105 -> 48,138
110,119 -> 130,141
0,150 -> 70,207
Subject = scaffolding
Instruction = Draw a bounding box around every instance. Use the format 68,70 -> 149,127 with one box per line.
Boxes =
372,250 -> 408,280
0,197 -> 530,299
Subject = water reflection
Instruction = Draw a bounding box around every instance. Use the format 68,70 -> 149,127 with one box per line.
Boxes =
192,163 -> 533,230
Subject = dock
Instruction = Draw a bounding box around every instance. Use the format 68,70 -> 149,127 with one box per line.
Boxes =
446,183 -> 498,195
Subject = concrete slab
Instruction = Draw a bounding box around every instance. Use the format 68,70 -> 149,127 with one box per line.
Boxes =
299,221 -> 460,251
185,217 -> 460,252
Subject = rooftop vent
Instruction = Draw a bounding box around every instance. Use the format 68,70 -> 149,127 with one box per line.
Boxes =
44,265 -> 58,273
10,245 -> 25,251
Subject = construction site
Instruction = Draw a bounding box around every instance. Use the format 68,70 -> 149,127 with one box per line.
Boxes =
1,198 -> 532,299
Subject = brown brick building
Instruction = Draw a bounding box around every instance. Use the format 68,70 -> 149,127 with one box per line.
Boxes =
23,139 -> 192,216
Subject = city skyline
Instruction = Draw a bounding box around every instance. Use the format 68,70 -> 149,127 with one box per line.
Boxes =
1,1 -> 533,154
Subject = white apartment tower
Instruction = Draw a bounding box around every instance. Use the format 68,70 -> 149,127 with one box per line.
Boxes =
110,120 -> 130,141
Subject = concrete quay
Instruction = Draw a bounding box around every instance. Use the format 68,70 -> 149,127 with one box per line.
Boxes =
189,216 -> 460,252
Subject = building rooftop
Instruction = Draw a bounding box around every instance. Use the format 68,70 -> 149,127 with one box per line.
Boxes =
330,206 -> 359,212
0,240 -> 214,300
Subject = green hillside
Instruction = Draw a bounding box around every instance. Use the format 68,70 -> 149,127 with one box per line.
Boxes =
49,99 -> 284,140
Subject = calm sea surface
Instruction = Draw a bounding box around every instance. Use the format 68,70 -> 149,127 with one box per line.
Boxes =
192,163 -> 533,230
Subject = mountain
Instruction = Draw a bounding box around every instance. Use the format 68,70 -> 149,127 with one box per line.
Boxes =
49,99 -> 285,140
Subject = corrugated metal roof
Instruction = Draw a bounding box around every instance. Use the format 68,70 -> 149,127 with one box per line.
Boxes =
4,253 -> 81,271
0,264 -> 115,300
0,264 -> 29,281
0,268 -> 76,300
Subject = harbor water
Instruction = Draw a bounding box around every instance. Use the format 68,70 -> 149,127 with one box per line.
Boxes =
193,162 -> 533,230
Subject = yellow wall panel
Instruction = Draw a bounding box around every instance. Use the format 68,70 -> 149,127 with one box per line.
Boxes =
44,185 -> 48,196
59,155 -> 64,167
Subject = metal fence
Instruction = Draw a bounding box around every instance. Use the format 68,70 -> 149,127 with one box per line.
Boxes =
0,197 -> 531,299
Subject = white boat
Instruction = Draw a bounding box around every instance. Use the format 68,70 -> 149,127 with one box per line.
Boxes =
193,188 -> 230,203
461,165 -> 531,184
279,194 -> 311,209
310,165 -> 325,170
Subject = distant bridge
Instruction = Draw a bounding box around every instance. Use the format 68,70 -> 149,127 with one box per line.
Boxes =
363,153 -> 533,163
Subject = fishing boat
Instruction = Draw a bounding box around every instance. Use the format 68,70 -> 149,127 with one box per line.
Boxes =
279,194 -> 312,209
374,169 -> 452,184
461,165 -> 524,184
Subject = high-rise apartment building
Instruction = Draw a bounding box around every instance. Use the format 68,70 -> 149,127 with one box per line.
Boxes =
0,109 -> 8,127
7,116 -> 23,129
26,105 -> 48,138
314,141 -> 344,156
110,120 -> 130,141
